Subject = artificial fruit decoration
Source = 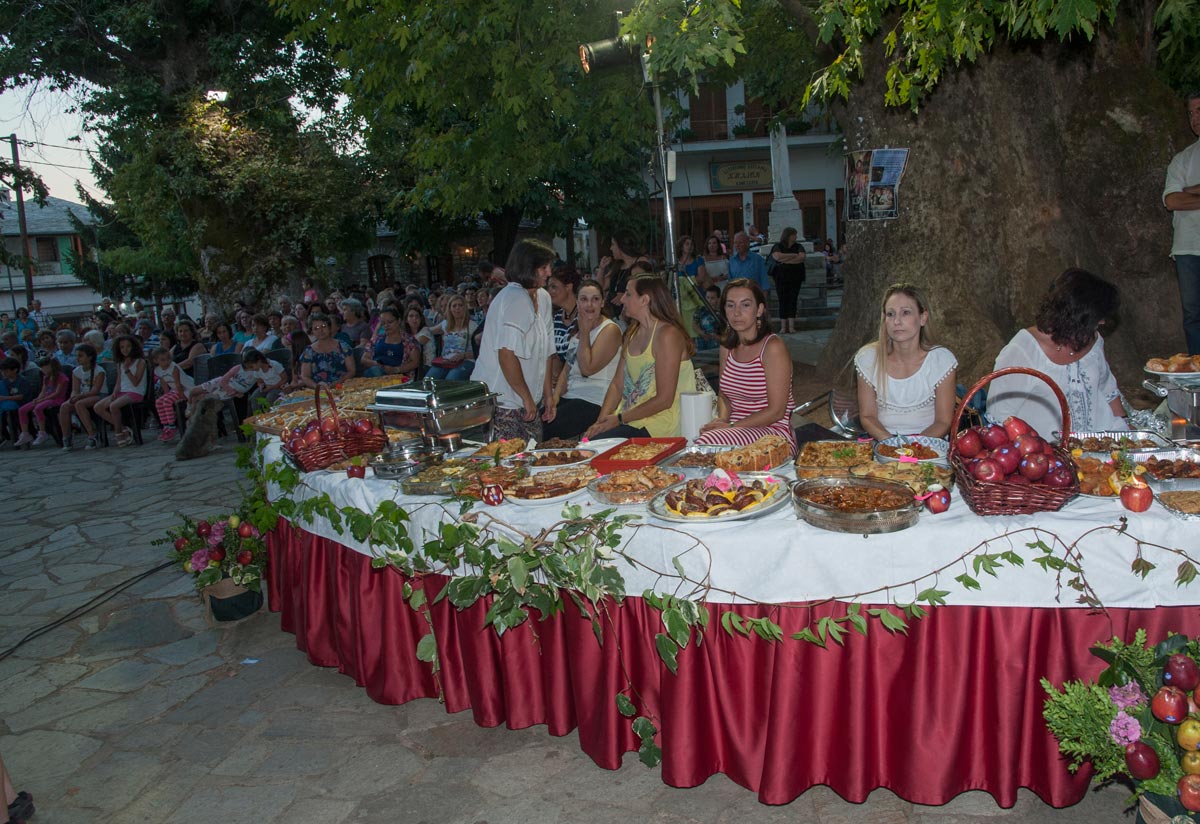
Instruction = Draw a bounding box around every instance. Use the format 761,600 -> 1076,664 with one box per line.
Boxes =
237,521 -> 254,538
481,483 -> 505,506
1153,686 -> 1190,724
196,520 -> 212,538
1184,751 -> 1200,776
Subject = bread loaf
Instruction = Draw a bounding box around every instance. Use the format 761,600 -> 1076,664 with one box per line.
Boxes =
714,435 -> 791,473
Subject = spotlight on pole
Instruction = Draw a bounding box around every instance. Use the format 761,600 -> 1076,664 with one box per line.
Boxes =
579,11 -> 640,75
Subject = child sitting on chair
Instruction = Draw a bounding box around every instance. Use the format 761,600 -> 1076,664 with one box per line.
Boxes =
185,348 -> 286,416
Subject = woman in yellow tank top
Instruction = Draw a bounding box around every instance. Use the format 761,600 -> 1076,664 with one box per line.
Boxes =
585,274 -> 696,440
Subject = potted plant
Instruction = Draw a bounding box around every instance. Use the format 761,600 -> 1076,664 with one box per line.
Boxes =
1043,632 -> 1200,821
164,514 -> 268,621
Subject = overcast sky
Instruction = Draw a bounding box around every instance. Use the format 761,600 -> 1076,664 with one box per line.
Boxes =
0,86 -> 102,204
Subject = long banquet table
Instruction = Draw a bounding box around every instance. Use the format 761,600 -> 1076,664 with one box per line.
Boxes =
262,439 -> 1200,807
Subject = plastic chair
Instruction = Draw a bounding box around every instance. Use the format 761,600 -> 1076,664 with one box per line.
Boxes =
265,347 -> 292,374
96,361 -> 150,446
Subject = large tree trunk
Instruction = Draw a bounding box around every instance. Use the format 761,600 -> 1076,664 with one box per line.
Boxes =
483,205 -> 524,266
821,9 -> 1192,397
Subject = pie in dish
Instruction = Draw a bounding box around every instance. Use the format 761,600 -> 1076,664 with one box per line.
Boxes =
713,435 -> 791,473
610,442 -> 669,461
795,441 -> 874,469
509,466 -> 599,499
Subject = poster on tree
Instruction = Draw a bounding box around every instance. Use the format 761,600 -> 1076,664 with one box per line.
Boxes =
846,149 -> 910,221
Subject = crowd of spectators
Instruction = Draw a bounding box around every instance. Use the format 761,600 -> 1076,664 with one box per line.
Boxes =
0,263 -> 510,450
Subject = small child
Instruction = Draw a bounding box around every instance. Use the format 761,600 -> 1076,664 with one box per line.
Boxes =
151,346 -> 195,442
14,356 -> 71,447
186,348 -> 286,415
693,285 -> 724,351
0,358 -> 23,445
94,335 -> 147,447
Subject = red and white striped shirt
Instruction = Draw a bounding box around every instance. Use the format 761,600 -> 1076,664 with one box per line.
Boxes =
695,334 -> 796,452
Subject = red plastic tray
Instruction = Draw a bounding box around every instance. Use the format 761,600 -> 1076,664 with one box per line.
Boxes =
589,437 -> 687,474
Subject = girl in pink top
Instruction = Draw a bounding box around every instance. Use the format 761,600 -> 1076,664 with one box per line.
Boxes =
695,279 -> 796,453
15,356 -> 71,448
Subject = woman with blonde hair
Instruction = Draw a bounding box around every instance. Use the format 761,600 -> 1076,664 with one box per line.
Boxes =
854,283 -> 957,440
584,275 -> 696,440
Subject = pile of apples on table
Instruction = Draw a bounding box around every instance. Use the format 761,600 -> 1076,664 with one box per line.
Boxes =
280,416 -> 383,453
953,416 -> 1074,488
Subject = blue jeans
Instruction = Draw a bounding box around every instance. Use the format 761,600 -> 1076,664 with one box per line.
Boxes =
425,361 -> 475,381
1178,255 -> 1200,355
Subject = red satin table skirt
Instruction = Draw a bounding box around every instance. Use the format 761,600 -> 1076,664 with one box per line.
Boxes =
266,518 -> 1200,807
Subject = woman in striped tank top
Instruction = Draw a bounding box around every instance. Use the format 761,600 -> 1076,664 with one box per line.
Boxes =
695,279 -> 797,453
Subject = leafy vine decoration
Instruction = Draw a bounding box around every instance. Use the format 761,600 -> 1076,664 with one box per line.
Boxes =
237,434 -> 1200,767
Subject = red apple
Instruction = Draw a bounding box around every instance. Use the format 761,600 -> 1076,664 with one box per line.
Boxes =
1153,686 -> 1189,724
303,429 -> 321,447
955,429 -> 983,458
1007,474 -> 1030,485
1002,416 -> 1031,441
980,424 -> 1010,450
1120,484 -> 1153,513
972,458 -> 1003,483
1165,654 -> 1200,692
1179,775 -> 1200,812
1044,467 -> 1074,488
925,485 -> 951,514
173,537 -> 189,551
320,416 -> 338,435
209,546 -> 226,562
238,522 -> 254,538
1013,433 -> 1045,456
1019,452 -> 1050,481
354,418 -> 373,434
304,419 -> 319,433
196,520 -> 212,538
339,419 -> 353,436
347,464 -> 366,479
992,446 -> 1020,476
286,435 -> 305,452
1124,742 -> 1160,780
1042,441 -> 1057,457
236,549 -> 253,566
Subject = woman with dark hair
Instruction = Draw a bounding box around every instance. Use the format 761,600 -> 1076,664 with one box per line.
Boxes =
697,234 -> 729,288
543,279 -> 622,440
596,231 -> 653,318
299,313 -> 355,387
14,307 -> 36,339
584,275 -> 697,440
988,268 -> 1126,437
770,227 -> 807,334
245,314 -> 280,353
695,279 -> 796,452
171,320 -> 207,375
855,283 -> 957,440
676,235 -> 702,279
470,239 -> 557,440
211,322 -> 239,356
361,307 -> 421,378
547,267 -> 581,360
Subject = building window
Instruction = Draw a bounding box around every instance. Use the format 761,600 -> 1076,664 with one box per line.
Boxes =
35,237 -> 59,262
742,96 -> 774,138
687,83 -> 728,141
367,254 -> 395,291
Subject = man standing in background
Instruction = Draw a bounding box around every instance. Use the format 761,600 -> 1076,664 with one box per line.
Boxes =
1164,91 -> 1200,354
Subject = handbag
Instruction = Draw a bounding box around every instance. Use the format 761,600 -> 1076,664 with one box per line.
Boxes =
431,357 -> 460,370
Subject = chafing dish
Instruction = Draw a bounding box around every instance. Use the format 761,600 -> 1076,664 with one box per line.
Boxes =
1143,378 -> 1200,442
368,378 -> 496,441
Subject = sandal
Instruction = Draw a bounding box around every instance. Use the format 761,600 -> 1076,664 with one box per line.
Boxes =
8,790 -> 34,823
116,431 -> 132,447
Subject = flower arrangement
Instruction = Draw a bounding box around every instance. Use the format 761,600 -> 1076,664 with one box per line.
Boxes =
1042,631 -> 1200,816
164,514 -> 268,592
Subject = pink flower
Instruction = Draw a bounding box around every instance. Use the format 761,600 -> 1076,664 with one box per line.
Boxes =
1109,682 -> 1148,711
207,520 -> 227,548
704,468 -> 741,493
189,549 -> 210,572
1109,711 -> 1142,746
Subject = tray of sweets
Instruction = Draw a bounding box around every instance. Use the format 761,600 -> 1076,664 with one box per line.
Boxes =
1061,431 -> 1174,453
1151,479 -> 1200,521
590,437 -> 687,474
657,445 -> 736,475
1139,450 -> 1200,485
398,458 -> 499,496
588,466 -> 684,506
793,440 -> 875,479
649,472 -> 789,523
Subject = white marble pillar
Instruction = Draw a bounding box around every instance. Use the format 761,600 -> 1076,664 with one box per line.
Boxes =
767,125 -> 804,243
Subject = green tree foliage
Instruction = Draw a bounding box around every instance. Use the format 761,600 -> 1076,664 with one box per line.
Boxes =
0,0 -> 367,300
625,0 -> 1198,110
275,0 -> 657,261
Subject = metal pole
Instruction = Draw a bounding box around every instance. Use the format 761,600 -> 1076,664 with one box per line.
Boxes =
7,135 -> 35,307
645,59 -> 678,309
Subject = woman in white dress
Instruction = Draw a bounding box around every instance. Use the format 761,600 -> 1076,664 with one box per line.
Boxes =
697,234 -> 730,289
987,268 -> 1126,438
855,283 -> 958,440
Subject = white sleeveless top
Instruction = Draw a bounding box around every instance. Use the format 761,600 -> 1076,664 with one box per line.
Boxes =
854,345 -> 957,435
564,318 -> 620,406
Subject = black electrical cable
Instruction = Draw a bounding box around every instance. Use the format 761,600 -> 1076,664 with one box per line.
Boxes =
0,560 -> 175,661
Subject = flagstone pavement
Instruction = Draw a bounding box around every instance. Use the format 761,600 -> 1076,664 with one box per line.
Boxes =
0,439 -> 1133,823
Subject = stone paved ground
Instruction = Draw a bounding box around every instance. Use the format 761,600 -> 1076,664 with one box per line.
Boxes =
0,434 -> 1135,823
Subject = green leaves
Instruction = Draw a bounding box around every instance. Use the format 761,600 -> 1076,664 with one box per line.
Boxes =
415,633 -> 437,663
655,633 -> 680,674
632,716 -> 661,767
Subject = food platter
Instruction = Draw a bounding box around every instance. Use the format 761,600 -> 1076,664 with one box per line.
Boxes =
588,466 -> 684,506
504,465 -> 599,504
657,445 -> 736,476
505,486 -> 590,507
1138,451 -> 1200,483
873,435 -> 949,467
647,472 -> 790,523
1145,368 -> 1200,387
1149,478 -> 1200,521
1063,430 -> 1174,453
590,437 -> 687,474
503,448 -> 597,471
793,440 -> 874,479
790,477 -> 920,534
847,461 -> 953,495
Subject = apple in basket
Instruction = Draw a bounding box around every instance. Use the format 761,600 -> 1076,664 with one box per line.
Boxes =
320,416 -> 339,435
1002,416 -> 1032,441
955,429 -> 983,458
992,445 -> 1020,475
287,435 -> 305,452
1018,452 -> 1049,481
1043,467 -> 1074,488
303,429 -> 321,447
354,418 -> 374,434
971,458 -> 1003,483
1013,433 -> 1044,456
980,424 -> 1009,450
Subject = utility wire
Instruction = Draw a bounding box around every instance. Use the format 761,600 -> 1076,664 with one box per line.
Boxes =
0,561 -> 175,661
18,139 -> 91,153
18,158 -> 94,172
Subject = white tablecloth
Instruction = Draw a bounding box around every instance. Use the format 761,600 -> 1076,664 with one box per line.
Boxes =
263,439 -> 1200,609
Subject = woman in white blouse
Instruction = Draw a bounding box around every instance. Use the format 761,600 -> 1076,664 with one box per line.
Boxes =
987,268 -> 1126,438
855,283 -> 958,440
543,278 -> 621,440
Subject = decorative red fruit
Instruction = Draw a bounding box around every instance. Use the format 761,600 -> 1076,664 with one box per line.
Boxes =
236,549 -> 253,566
1002,416 -> 1031,441
209,547 -> 226,563
955,429 -> 983,458
924,485 -> 951,514
1153,686 -> 1189,724
1018,452 -> 1050,481
980,424 -> 1010,450
1120,483 -> 1153,513
1124,742 -> 1160,780
1165,654 -> 1200,692
287,435 -> 305,452
320,416 -> 339,434
972,458 -> 1003,483
196,520 -> 212,538
1179,774 -> 1200,812
237,522 -> 254,538
174,537 -> 189,551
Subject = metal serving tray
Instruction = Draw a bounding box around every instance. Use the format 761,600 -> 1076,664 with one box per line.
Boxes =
1059,430 -> 1175,452
1139,450 -> 1200,487
657,445 -> 735,476
1150,478 -> 1200,522
790,477 -> 920,534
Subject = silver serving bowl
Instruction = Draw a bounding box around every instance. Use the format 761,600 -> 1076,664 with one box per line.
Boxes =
790,476 -> 920,534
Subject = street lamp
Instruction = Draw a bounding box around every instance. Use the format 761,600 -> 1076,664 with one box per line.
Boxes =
205,90 -> 229,103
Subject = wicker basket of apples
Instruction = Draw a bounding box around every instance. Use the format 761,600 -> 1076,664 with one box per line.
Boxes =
950,368 -> 1079,515
280,384 -> 387,472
